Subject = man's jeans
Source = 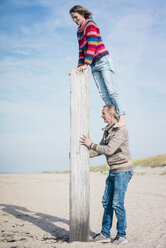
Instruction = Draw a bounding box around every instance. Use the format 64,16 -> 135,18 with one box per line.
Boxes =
101,171 -> 133,237
91,55 -> 125,115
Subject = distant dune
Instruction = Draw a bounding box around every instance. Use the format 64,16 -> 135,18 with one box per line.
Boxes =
90,153 -> 166,173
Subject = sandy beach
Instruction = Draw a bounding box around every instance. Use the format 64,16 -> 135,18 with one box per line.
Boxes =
0,167 -> 166,248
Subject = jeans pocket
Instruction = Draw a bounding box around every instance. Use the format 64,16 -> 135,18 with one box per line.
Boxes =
107,56 -> 115,72
127,171 -> 133,182
99,55 -> 109,62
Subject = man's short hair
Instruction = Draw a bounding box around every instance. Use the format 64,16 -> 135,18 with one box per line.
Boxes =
104,104 -> 119,121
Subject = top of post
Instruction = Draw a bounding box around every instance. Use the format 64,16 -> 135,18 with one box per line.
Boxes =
70,68 -> 89,77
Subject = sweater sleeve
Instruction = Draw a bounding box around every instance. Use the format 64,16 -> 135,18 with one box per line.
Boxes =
91,129 -> 126,156
84,22 -> 99,65
89,150 -> 101,158
78,47 -> 85,66
89,136 -> 104,158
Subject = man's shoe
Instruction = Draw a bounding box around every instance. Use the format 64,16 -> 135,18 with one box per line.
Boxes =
111,235 -> 128,245
93,233 -> 110,243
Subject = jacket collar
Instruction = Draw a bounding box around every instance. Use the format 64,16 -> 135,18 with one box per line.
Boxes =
102,120 -> 117,132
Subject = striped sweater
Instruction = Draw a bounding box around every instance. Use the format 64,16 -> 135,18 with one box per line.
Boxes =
77,19 -> 109,66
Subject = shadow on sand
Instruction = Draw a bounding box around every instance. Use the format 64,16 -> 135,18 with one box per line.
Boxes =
0,204 -> 96,242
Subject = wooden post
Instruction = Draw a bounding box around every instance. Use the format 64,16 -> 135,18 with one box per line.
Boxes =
69,69 -> 90,242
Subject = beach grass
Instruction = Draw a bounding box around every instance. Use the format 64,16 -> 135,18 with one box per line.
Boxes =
133,154 -> 166,168
47,153 -> 166,174
90,153 -> 166,173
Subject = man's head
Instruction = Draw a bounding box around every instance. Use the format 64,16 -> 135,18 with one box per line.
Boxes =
101,105 -> 119,124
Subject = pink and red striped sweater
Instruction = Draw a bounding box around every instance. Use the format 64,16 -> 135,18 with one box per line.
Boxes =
77,19 -> 109,66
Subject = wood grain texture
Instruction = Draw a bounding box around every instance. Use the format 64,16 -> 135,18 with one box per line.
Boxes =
69,69 -> 90,242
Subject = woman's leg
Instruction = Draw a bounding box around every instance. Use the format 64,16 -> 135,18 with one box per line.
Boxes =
92,70 -> 113,105
101,69 -> 126,127
91,55 -> 126,126
101,69 -> 125,116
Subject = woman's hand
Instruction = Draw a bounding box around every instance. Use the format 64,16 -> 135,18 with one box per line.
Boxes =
80,135 -> 93,148
76,64 -> 88,73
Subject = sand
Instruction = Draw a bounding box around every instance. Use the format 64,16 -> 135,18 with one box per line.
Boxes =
0,167 -> 166,248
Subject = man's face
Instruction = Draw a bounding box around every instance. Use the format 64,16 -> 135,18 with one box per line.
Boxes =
101,107 -> 114,124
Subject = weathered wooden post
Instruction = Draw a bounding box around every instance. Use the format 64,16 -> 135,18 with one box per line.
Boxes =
69,68 -> 90,242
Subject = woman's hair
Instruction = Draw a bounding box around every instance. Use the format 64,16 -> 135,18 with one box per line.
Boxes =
69,5 -> 92,19
104,104 -> 120,121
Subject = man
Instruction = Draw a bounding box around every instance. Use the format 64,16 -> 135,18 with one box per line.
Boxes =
80,104 -> 133,245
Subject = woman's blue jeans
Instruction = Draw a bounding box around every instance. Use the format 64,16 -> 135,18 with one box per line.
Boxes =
91,55 -> 125,115
101,171 -> 133,237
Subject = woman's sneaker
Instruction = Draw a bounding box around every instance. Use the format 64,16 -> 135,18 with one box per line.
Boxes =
111,235 -> 128,245
93,233 -> 110,243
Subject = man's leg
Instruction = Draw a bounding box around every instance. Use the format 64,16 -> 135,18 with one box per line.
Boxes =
101,172 -> 114,237
112,171 -> 133,237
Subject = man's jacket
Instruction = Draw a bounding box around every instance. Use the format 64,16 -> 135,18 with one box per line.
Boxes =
90,120 -> 133,173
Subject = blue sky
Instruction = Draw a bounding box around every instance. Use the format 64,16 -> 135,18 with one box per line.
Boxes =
0,0 -> 166,173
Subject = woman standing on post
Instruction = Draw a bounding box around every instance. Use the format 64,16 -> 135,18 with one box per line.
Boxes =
69,5 -> 126,127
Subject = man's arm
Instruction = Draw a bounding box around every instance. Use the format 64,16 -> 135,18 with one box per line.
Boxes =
89,150 -> 100,158
80,135 -> 104,158
91,128 -> 125,156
